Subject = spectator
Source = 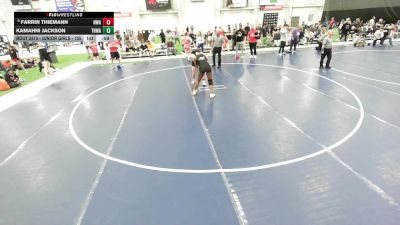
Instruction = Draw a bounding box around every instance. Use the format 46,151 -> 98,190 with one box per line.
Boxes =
304,29 -> 314,44
182,32 -> 192,59
290,27 -> 300,52
1,60 -> 11,72
244,22 -> 251,41
230,29 -> 237,51
373,27 -> 384,46
166,39 -> 176,56
234,25 -> 245,59
340,19 -> 351,41
329,17 -> 335,29
131,36 -> 142,54
189,32 -> 196,45
299,27 -> 305,45
22,58 -> 36,68
84,42 -> 91,59
146,40 -> 156,58
258,25 -> 265,38
137,31 -> 144,43
173,27 -> 180,44
273,28 -> 280,47
0,61 -> 6,73
160,29 -> 166,44
196,31 -> 204,52
4,69 -> 21,88
89,42 -> 99,61
148,31 -> 155,42
140,42 -> 149,56
353,18 -> 361,29
278,25 -> 288,56
378,18 -> 385,26
7,45 -> 27,73
369,16 -> 376,28
219,28 -> 229,51
248,25 -> 259,58
387,24 -> 396,46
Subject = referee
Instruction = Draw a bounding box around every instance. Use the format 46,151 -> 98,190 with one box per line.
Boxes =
212,31 -> 224,68
320,30 -> 333,69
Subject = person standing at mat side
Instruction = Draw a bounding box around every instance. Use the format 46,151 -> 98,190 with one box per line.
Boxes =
278,25 -> 288,56
320,30 -> 333,69
248,25 -> 259,58
107,38 -> 122,69
234,25 -> 245,59
212,32 -> 224,68
192,52 -> 216,99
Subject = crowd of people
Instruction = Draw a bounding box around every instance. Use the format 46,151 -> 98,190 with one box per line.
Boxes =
112,16 -> 399,61
0,43 -> 58,91
1,15 -> 399,93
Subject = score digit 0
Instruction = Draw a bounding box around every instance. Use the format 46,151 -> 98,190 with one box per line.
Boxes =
103,18 -> 114,26
103,26 -> 114,34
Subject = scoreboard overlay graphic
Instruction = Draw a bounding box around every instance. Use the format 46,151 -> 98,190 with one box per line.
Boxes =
14,12 -> 114,42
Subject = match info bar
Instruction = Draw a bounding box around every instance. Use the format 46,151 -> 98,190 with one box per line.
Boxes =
14,12 -> 114,42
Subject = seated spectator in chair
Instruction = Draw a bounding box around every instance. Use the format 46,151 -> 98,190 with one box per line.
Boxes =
21,58 -> 36,69
373,27 -> 385,46
124,39 -> 134,52
131,37 -> 142,54
146,40 -> 156,58
4,69 -> 21,88
166,40 -> 176,56
140,42 -> 149,56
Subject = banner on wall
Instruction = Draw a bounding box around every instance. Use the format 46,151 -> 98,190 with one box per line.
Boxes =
114,12 -> 133,18
259,0 -> 283,4
259,0 -> 284,10
146,0 -> 172,10
55,0 -> 85,12
226,0 -> 248,8
260,5 -> 283,10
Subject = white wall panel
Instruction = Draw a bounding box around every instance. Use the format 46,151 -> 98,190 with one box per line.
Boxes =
179,0 -> 216,32
139,14 -> 179,31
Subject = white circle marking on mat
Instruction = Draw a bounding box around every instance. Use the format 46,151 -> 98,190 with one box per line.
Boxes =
69,63 -> 365,173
